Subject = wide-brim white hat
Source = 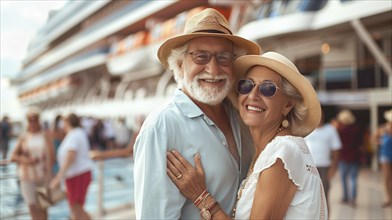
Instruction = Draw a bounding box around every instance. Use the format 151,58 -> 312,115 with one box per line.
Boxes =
157,8 -> 260,69
230,52 -> 321,137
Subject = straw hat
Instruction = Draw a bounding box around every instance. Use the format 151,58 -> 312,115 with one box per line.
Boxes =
26,106 -> 41,117
384,109 -> 392,123
157,8 -> 260,69
231,52 -> 321,137
337,109 -> 356,125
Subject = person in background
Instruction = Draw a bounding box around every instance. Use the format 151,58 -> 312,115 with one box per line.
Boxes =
133,8 -> 259,219
1,116 -> 12,160
167,52 -> 326,219
305,107 -> 341,215
378,109 -> 392,207
50,113 -> 93,220
11,107 -> 55,220
91,119 -> 106,150
103,118 -> 116,150
336,109 -> 365,208
113,117 -> 131,149
50,115 -> 65,174
90,115 -> 145,160
80,116 -> 96,146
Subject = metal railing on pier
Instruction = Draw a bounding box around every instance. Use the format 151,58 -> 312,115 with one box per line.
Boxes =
0,158 -> 134,219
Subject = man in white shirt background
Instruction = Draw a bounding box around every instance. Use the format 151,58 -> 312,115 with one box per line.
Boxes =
305,107 -> 342,214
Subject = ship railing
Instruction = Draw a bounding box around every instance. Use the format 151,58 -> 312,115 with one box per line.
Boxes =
0,160 -> 29,219
0,158 -> 134,219
94,159 -> 134,218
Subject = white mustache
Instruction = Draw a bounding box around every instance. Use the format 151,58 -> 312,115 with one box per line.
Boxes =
194,72 -> 228,81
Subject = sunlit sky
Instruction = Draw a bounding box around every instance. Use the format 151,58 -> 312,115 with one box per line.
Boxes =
0,0 -> 67,79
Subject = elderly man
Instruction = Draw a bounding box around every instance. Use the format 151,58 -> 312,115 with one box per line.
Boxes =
133,8 -> 260,219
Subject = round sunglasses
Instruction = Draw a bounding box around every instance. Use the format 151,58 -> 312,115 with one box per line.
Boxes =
237,79 -> 280,98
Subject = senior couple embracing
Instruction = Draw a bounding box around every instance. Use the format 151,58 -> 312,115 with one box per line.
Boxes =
134,8 -> 326,220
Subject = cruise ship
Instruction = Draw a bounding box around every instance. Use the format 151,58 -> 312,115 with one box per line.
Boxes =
5,0 -> 392,219
13,0 -> 391,137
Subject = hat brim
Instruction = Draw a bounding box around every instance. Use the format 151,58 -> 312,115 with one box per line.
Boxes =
231,55 -> 321,137
157,33 -> 260,69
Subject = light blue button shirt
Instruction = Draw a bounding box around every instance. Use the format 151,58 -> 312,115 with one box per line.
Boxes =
134,89 -> 254,219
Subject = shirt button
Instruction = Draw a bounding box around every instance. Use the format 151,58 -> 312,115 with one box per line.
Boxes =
223,142 -> 226,146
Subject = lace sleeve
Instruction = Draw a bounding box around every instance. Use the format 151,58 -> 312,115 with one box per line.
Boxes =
253,136 -> 316,190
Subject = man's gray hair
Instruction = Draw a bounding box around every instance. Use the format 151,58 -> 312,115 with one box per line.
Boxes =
167,44 -> 188,87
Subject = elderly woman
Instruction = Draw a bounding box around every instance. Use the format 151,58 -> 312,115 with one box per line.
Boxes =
166,52 -> 327,219
11,107 -> 55,220
50,113 -> 93,220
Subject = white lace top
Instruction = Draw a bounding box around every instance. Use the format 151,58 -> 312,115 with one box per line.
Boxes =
235,136 -> 327,220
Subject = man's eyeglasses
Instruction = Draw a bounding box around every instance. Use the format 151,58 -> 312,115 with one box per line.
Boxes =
185,50 -> 235,66
237,79 -> 280,98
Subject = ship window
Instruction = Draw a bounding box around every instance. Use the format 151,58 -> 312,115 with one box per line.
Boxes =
357,36 -> 389,89
298,0 -> 328,11
357,66 -> 376,89
380,68 -> 389,87
325,68 -> 353,90
295,55 -> 321,90
340,0 -> 354,3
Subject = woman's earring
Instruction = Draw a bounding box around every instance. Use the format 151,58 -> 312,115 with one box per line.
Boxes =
282,118 -> 289,128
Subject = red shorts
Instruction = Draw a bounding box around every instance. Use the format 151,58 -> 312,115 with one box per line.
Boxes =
65,171 -> 92,206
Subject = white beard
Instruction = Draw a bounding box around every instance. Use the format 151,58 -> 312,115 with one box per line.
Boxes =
182,72 -> 231,105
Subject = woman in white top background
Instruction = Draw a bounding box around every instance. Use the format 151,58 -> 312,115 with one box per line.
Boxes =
167,52 -> 327,219
50,113 -> 93,220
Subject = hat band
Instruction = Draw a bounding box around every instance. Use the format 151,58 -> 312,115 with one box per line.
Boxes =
193,29 -> 232,35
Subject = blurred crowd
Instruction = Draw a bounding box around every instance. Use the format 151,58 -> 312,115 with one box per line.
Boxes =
0,106 -> 391,219
0,109 -> 144,219
304,107 -> 392,211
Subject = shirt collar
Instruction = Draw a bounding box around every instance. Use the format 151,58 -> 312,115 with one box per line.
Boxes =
174,89 -> 204,118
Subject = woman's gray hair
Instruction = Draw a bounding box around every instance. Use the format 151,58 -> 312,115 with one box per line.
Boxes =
167,42 -> 249,87
280,77 -> 308,129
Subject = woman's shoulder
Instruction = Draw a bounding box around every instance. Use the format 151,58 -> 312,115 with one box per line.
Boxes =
256,135 -> 318,189
269,135 -> 310,155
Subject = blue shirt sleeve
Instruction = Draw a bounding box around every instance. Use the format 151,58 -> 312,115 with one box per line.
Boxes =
133,120 -> 186,219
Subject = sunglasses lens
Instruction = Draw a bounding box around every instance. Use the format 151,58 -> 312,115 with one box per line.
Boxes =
259,81 -> 277,97
237,79 -> 254,94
